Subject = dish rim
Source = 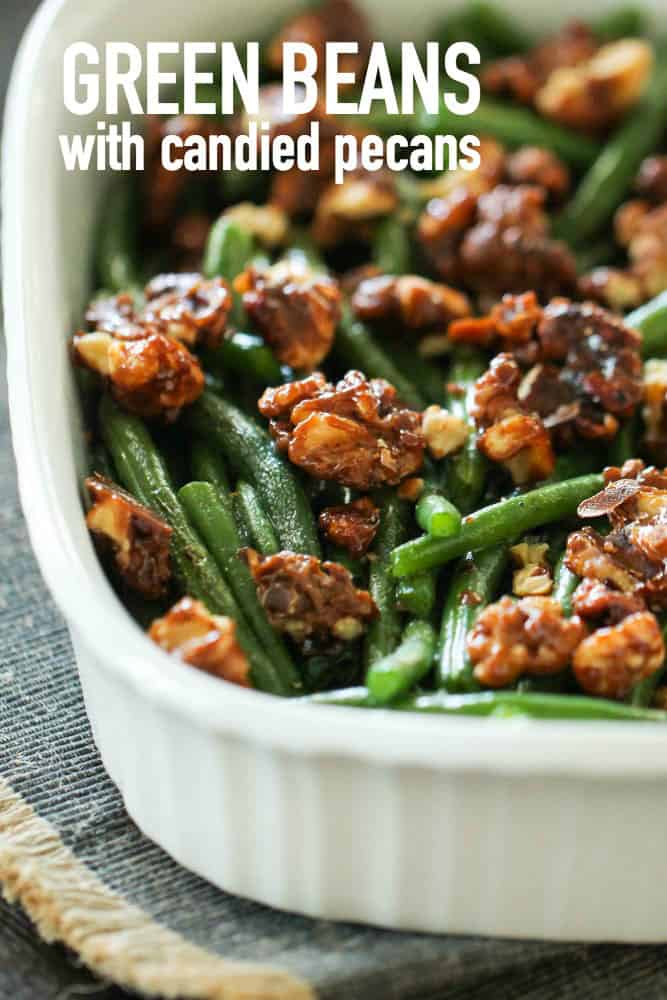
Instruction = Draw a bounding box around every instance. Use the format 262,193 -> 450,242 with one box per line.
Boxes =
6,0 -> 667,782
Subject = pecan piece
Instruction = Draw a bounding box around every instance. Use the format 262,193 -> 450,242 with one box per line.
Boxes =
504,147 -> 571,202
635,156 -> 667,204
572,578 -> 646,626
142,273 -> 232,349
236,259 -> 341,370
422,405 -> 469,459
318,497 -> 380,557
312,171 -> 398,247
242,548 -> 378,645
510,541 -> 552,597
351,274 -> 470,330
149,597 -> 250,687
72,329 -> 204,421
259,370 -> 424,489
467,595 -> 585,687
573,611 -> 664,699
86,474 -> 172,598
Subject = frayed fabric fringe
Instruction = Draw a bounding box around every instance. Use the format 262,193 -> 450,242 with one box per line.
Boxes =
0,778 -> 313,1000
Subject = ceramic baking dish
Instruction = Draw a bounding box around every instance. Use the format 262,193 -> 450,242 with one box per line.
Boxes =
5,0 -> 667,942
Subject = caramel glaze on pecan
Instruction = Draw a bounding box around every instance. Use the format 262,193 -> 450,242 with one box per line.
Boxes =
85,474 -> 172,598
242,547 -> 378,646
235,259 -> 341,370
467,595 -> 585,688
142,273 -> 232,349
457,296 -> 642,483
258,370 -> 425,489
149,597 -> 250,687
418,185 -> 577,304
318,497 -> 380,557
572,612 -> 664,699
482,20 -> 597,106
350,274 -> 471,332
471,353 -> 555,484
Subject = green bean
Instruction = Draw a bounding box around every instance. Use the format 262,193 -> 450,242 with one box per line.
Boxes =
96,181 -> 140,292
458,1 -> 531,55
416,489 -> 462,538
88,441 -> 115,481
555,62 -> 667,245
231,492 -> 253,547
335,306 -> 427,411
366,620 -> 437,704
387,345 -> 449,405
365,491 -> 409,668
191,440 -> 231,495
574,240 -> 617,274
550,449 -> 604,482
608,416 -> 637,467
445,352 -> 488,514
203,217 -> 256,282
200,331 -> 284,386
179,482 -> 301,695
235,480 -> 280,556
437,545 -> 508,691
628,291 -> 667,358
99,397 -> 284,693
396,572 -> 436,619
417,97 -> 598,168
187,390 -> 320,555
391,474 -> 604,577
592,6 -> 646,42
552,551 -> 578,618
307,688 -> 667,720
372,215 -> 411,274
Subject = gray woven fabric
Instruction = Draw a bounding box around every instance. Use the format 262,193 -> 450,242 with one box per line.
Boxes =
4,4 -> 667,997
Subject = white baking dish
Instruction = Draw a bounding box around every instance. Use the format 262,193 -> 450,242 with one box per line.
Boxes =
5,0 -> 667,942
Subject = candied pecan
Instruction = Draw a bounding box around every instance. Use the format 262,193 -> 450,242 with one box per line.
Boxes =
617,201 -> 667,300
449,291 -> 542,352
635,156 -> 667,204
467,595 -> 585,687
505,147 -> 571,202
573,611 -> 664,698
219,203 -> 289,248
318,497 -> 380,557
312,171 -> 399,247
266,0 -> 370,82
72,329 -> 204,421
351,274 -> 470,331
236,259 -> 341,370
85,293 -> 139,336
258,370 -> 424,488
242,547 -> 378,644
510,541 -> 552,597
85,474 -> 171,598
578,267 -> 645,312
149,597 -> 250,687
565,528 -> 641,594
458,186 -> 577,301
416,138 -> 506,202
482,21 -> 597,105
142,273 -> 232,349
471,353 -> 555,484
572,577 -> 646,626
422,405 -> 469,459
536,39 -> 653,132
417,187 -> 479,284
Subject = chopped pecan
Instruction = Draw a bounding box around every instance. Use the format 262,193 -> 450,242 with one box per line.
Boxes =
471,353 -> 555,484
635,156 -> 667,204
312,171 -> 398,247
258,370 -> 424,488
85,474 -> 172,598
573,611 -> 664,699
266,0 -> 371,82
318,496 -> 380,557
643,360 -> 667,463
458,185 -> 577,302
536,39 -> 653,132
242,547 -> 378,644
148,597 -> 250,687
572,578 -> 646,626
482,21 -> 597,105
449,291 -> 542,353
566,520 -> 667,609
351,274 -> 470,330
219,203 -> 289,247
505,147 -> 571,202
142,273 -> 232,349
417,186 -> 479,285
467,595 -> 585,687
510,541 -> 552,597
422,405 -> 469,459
236,259 -> 341,370
72,329 -> 204,421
